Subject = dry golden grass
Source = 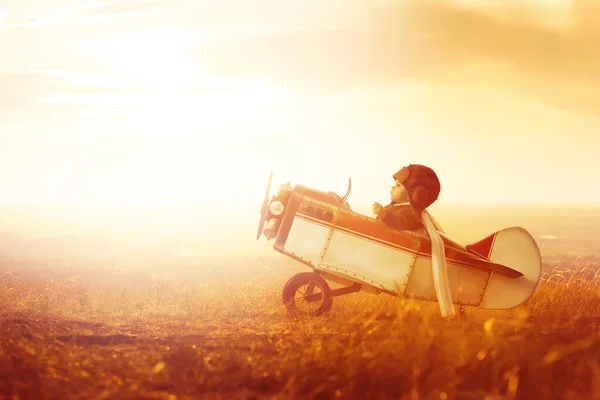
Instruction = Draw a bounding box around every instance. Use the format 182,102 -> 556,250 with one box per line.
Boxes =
0,256 -> 599,400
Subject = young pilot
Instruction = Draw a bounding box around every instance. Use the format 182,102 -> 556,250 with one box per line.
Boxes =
372,164 -> 441,232
373,163 -> 455,318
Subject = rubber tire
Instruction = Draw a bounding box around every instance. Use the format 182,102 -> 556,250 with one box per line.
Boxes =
282,272 -> 333,317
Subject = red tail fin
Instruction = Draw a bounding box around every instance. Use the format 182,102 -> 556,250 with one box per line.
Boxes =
466,232 -> 497,259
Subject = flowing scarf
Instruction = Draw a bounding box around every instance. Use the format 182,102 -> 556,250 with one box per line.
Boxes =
421,210 -> 456,318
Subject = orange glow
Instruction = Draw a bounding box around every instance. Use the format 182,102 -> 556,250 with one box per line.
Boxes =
0,0 -> 599,258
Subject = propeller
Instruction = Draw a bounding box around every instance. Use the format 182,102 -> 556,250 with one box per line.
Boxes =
256,170 -> 273,240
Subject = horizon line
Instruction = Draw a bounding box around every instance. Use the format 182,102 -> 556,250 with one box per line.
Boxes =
0,202 -> 599,209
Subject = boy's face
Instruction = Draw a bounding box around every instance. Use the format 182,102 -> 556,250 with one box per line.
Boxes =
390,179 -> 409,203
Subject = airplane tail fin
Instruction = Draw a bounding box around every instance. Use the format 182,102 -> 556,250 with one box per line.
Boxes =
468,227 -> 543,309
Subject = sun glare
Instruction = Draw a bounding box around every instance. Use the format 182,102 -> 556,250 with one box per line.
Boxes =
57,29 -> 301,211
75,29 -> 199,86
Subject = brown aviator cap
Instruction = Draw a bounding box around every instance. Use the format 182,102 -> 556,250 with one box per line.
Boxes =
393,164 -> 441,216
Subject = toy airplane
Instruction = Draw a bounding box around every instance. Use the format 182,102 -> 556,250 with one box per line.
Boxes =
256,172 -> 542,317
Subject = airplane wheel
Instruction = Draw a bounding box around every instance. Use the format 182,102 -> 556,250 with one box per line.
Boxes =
282,272 -> 333,317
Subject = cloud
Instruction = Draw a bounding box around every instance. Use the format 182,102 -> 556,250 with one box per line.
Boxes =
79,0 -> 185,17
11,0 -> 179,27
194,30 -> 385,91
5,1 -> 600,116
0,72 -> 143,107
190,0 -> 600,115
375,1 -> 600,85
0,72 -> 142,131
370,0 -> 600,115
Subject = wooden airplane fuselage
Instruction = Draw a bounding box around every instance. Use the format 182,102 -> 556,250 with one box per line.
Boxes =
262,184 -> 542,310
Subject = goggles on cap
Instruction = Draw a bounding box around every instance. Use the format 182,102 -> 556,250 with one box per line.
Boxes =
393,166 -> 411,183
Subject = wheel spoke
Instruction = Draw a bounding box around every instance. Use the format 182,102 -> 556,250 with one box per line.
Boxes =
283,273 -> 330,317
297,284 -> 323,314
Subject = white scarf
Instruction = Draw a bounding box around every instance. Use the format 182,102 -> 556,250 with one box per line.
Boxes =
421,210 -> 456,318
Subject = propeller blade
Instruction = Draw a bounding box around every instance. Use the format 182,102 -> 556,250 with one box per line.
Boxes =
261,170 -> 273,212
256,170 -> 273,240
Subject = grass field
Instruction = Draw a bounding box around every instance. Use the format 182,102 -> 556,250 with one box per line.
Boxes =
1,253 -> 599,400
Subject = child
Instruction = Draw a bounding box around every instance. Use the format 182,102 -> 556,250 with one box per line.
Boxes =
373,164 -> 456,318
372,164 -> 441,232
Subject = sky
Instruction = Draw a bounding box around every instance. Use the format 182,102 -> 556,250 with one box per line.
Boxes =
1,0 -> 599,219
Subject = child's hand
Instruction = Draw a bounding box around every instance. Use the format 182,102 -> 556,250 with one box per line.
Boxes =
372,202 -> 383,216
